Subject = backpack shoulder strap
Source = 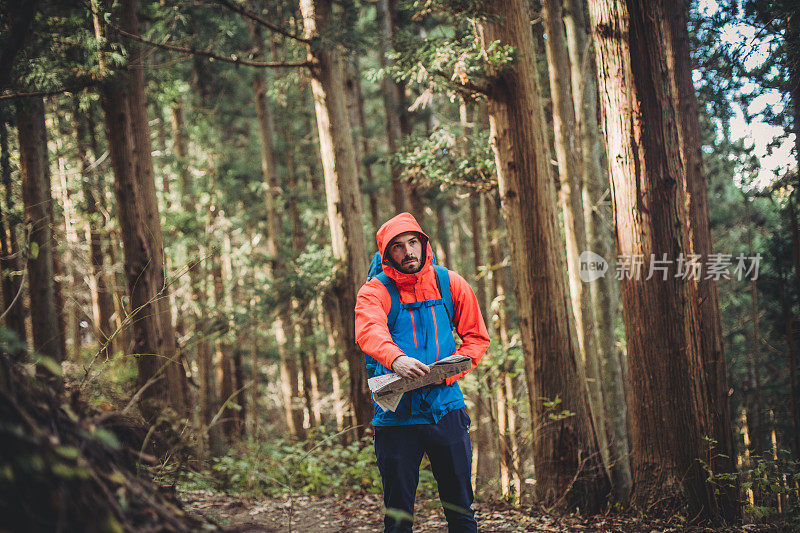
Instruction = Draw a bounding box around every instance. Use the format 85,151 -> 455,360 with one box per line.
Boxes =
374,272 -> 401,329
433,265 -> 454,328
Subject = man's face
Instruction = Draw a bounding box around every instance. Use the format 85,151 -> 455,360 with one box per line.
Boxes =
387,232 -> 424,274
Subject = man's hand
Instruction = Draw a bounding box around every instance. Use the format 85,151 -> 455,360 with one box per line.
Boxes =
392,355 -> 430,379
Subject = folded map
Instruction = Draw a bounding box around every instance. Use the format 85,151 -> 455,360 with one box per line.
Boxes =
367,355 -> 472,412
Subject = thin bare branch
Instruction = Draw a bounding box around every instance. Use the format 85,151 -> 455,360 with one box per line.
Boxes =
0,82 -> 99,101
109,24 -> 310,69
210,0 -> 310,44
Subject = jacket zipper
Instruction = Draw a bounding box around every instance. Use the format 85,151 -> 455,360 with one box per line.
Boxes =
409,310 -> 417,348
431,307 -> 440,361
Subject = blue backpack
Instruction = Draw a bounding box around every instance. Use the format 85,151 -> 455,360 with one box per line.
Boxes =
364,251 -> 454,379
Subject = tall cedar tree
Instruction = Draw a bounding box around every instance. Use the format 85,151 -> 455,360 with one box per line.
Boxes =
667,1 -> 740,518
588,0 -> 737,520
17,97 -> 63,363
477,0 -> 609,511
299,0 -> 372,434
541,0 -> 609,477
73,104 -> 115,360
563,0 -> 632,499
249,21 -> 306,440
99,0 -> 188,417
0,119 -> 26,344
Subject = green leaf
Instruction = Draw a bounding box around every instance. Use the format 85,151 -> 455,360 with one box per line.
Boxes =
29,242 -> 39,259
33,354 -> 62,376
54,446 -> 80,460
92,428 -> 121,450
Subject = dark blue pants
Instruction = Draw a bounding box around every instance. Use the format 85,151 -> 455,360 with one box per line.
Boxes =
373,408 -> 477,533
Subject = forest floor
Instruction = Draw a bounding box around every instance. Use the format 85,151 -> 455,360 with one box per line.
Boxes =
178,489 -> 780,532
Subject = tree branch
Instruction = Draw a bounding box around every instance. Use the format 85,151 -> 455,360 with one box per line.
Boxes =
0,81 -> 99,101
432,69 -> 491,96
210,0 -> 311,44
109,24 -> 310,69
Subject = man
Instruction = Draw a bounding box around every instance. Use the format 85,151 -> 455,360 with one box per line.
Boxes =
355,212 -> 490,532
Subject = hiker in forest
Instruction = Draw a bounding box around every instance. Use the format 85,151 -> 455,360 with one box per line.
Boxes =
355,212 -> 490,533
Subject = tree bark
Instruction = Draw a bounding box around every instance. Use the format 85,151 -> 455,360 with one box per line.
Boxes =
744,197 -> 764,457
16,97 -> 63,363
318,295 -> 345,430
787,199 -> 800,459
99,0 -> 187,417
251,23 -> 307,439
588,0 -> 734,519
122,0 -> 188,415
0,119 -> 26,343
776,239 -> 800,459
463,99 -> 493,490
170,102 -> 215,428
477,0 -> 608,510
486,194 -> 522,499
345,57 -> 381,233
541,0 -> 608,477
50,110 -> 81,360
563,0 -> 631,500
300,0 -> 372,436
286,141 -> 322,427
376,0 -> 407,214
74,102 -> 115,360
665,3 -> 739,515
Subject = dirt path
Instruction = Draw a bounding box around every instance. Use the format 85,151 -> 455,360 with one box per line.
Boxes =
180,490 -> 578,531
179,490 -> 768,532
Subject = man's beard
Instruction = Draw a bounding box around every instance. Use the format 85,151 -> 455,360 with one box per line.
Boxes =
397,258 -> 422,274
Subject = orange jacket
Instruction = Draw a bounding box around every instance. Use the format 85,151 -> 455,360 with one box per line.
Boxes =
355,212 -> 490,385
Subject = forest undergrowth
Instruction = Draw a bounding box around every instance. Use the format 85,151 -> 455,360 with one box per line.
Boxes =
1,348 -> 797,532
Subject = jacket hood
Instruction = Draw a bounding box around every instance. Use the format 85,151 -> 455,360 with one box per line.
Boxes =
376,212 -> 434,285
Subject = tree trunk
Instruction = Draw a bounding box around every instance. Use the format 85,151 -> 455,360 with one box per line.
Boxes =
562,0 -> 631,500
51,110 -> 80,360
300,0 -> 372,436
247,263 -> 261,437
588,0 -> 734,519
319,296 -> 345,430
74,103 -> 115,360
122,0 -> 187,414
170,102 -> 215,430
16,97 -> 63,363
286,143 -> 322,427
744,197 -> 764,457
793,37 -> 800,298
345,57 -> 381,233
376,0 -> 407,214
435,202 -> 454,267
787,200 -> 800,459
665,3 -> 740,516
477,0 -> 608,510
0,119 -> 26,343
464,100 -> 492,490
98,0 -> 187,417
101,83 -> 176,416
251,23 -> 307,439
296,305 -> 321,428
739,407 -> 755,506
541,0 -> 608,478
486,195 -> 522,499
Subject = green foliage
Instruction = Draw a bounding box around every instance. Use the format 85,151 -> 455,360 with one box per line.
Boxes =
180,426 -> 445,502
183,429 -> 382,498
702,447 -> 800,525
396,126 -> 495,192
